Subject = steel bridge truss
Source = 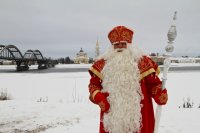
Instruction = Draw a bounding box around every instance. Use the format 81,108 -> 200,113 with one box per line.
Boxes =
0,45 -> 49,71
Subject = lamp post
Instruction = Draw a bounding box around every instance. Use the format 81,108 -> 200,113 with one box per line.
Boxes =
154,11 -> 177,133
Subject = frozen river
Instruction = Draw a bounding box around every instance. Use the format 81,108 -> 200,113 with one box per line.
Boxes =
0,63 -> 200,73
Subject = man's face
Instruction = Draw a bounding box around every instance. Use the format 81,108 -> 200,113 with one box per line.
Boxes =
113,42 -> 127,52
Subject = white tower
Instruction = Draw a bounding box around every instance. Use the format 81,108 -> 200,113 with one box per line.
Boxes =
95,40 -> 100,59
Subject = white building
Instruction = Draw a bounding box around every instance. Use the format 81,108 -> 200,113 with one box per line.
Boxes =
74,48 -> 89,64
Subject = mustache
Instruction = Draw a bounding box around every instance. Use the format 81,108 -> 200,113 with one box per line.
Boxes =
114,48 -> 126,52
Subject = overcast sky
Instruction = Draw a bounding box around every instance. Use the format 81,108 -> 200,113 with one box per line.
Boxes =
0,0 -> 200,59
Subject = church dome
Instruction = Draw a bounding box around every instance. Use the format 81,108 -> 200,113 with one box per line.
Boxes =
80,48 -> 84,52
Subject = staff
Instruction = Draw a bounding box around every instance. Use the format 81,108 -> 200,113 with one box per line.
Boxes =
154,11 -> 177,133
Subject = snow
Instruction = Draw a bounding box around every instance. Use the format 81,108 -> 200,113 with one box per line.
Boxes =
55,64 -> 91,68
0,101 -> 99,133
158,71 -> 200,133
0,64 -> 200,133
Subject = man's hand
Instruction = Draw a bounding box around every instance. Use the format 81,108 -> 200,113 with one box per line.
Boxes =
94,92 -> 110,112
155,89 -> 168,105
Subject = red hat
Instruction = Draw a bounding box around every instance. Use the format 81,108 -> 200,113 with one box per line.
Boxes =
108,26 -> 134,45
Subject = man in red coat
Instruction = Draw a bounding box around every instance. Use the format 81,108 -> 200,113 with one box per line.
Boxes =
88,26 -> 168,133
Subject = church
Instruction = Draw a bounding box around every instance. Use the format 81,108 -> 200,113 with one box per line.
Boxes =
74,48 -> 89,64
74,40 -> 100,64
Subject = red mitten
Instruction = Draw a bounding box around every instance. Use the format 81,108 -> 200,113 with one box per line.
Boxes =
154,89 -> 168,105
94,92 -> 110,112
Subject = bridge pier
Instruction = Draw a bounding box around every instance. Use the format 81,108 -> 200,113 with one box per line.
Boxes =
38,61 -> 48,70
38,64 -> 47,69
17,65 -> 29,71
16,61 -> 29,71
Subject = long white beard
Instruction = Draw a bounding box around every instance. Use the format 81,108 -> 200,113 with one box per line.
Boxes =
101,45 -> 144,133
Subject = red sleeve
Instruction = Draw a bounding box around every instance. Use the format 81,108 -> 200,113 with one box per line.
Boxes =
88,73 -> 103,104
88,59 -> 105,104
144,73 -> 168,105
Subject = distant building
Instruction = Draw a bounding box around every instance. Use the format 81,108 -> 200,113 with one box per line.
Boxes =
95,40 -> 100,59
150,56 -> 165,65
74,48 -> 89,64
150,55 -> 200,65
1,60 -> 15,65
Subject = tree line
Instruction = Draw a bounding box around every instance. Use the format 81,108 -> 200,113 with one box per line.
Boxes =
56,56 -> 94,64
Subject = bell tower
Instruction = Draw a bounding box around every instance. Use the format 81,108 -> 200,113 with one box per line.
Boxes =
95,40 -> 100,59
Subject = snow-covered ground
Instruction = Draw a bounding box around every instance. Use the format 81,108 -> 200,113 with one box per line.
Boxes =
0,64 -> 200,133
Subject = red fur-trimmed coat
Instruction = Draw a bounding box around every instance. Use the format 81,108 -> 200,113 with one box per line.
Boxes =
88,56 -> 168,133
